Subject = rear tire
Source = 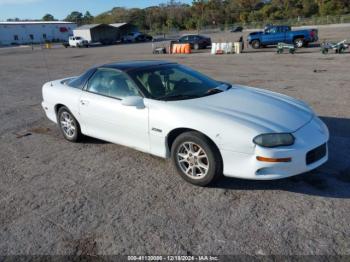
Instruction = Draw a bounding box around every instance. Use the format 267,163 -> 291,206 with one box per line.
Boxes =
251,40 -> 261,49
294,38 -> 304,48
57,107 -> 82,142
171,131 -> 223,186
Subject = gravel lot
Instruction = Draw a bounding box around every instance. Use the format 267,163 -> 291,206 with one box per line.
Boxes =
1,24 -> 350,256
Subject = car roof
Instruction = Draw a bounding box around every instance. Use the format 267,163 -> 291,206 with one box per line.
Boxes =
100,60 -> 177,72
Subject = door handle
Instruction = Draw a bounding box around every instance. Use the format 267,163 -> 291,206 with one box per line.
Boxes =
80,100 -> 89,106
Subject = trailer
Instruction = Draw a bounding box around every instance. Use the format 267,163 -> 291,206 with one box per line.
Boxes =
276,42 -> 296,54
321,40 -> 349,54
73,24 -> 118,45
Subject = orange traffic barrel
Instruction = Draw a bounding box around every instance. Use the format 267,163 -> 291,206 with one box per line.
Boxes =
172,43 -> 191,54
171,44 -> 177,54
176,44 -> 182,54
184,43 -> 191,54
179,44 -> 184,53
172,44 -> 179,54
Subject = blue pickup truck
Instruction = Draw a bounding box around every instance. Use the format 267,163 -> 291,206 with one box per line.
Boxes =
247,25 -> 318,49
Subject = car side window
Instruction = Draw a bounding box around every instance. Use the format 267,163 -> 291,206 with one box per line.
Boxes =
180,36 -> 188,42
270,27 -> 277,34
86,68 -> 139,99
280,26 -> 289,32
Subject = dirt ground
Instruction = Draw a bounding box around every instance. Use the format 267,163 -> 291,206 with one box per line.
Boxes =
0,24 -> 350,256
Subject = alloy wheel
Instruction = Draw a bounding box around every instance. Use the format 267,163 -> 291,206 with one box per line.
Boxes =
295,39 -> 304,48
60,111 -> 76,138
176,142 -> 209,179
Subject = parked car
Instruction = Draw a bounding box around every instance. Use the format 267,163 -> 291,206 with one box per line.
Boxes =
178,34 -> 212,50
135,33 -> 153,42
230,26 -> 243,32
68,36 -> 89,48
247,25 -> 318,48
100,38 -> 115,45
122,32 -> 152,43
41,60 -> 329,186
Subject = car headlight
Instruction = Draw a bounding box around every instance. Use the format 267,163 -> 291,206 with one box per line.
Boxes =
253,133 -> 295,148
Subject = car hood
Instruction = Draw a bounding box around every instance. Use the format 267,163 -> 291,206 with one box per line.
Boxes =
177,85 -> 314,133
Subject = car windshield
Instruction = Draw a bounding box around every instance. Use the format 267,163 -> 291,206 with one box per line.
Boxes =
129,64 -> 229,101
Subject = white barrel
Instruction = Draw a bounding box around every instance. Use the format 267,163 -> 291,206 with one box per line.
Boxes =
211,43 -> 217,55
234,42 -> 242,54
228,42 -> 233,53
221,43 -> 226,53
219,42 -> 225,52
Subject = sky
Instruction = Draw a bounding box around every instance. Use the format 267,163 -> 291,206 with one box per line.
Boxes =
0,0 -> 193,21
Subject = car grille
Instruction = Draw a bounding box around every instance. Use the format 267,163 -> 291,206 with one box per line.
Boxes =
306,143 -> 327,165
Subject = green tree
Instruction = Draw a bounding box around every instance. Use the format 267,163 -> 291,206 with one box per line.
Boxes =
83,11 -> 94,24
88,0 -> 350,32
42,14 -> 55,21
65,11 -> 84,25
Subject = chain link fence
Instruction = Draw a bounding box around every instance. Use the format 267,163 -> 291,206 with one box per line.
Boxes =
197,14 -> 350,34
147,14 -> 350,39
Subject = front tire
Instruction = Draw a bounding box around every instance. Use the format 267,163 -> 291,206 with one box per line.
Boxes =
171,131 -> 222,186
251,40 -> 261,49
58,107 -> 82,142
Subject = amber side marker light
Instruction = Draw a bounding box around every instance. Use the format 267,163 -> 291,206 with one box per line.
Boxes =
256,156 -> 292,163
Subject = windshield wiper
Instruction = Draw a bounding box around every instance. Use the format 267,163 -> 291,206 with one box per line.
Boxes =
225,84 -> 232,90
159,94 -> 200,101
201,83 -> 232,97
205,88 -> 224,95
158,83 -> 232,101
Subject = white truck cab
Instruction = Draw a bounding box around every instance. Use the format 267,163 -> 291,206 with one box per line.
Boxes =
68,36 -> 89,47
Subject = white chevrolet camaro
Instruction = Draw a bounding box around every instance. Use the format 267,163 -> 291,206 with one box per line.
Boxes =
42,60 -> 329,186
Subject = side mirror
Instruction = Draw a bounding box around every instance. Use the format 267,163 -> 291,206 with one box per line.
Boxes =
121,96 -> 145,109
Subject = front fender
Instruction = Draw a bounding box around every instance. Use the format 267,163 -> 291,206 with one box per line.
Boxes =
147,99 -> 260,157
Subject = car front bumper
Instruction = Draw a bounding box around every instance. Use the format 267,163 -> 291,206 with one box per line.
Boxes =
221,116 -> 329,180
42,100 -> 57,124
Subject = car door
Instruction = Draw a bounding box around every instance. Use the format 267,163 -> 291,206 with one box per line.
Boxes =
261,28 -> 273,45
270,27 -> 287,45
194,36 -> 201,46
78,68 -> 150,153
261,27 -> 283,45
188,35 -> 195,46
282,26 -> 291,43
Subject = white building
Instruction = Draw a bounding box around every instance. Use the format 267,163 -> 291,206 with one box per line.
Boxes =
0,21 -> 77,46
